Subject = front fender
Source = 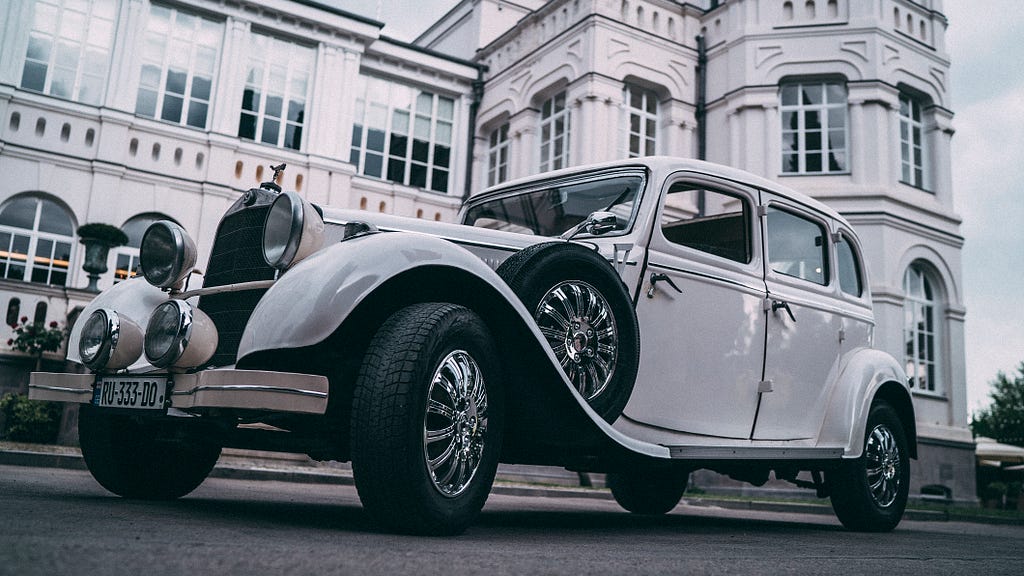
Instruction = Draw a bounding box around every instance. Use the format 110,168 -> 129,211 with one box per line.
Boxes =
238,231 -> 670,460
818,347 -> 913,458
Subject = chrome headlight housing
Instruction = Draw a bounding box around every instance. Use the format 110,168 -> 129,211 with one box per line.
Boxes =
263,191 -> 324,270
140,221 -> 197,289
78,308 -> 143,371
144,300 -> 218,369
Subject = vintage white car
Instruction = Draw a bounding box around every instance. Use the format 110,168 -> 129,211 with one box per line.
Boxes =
31,157 -> 914,534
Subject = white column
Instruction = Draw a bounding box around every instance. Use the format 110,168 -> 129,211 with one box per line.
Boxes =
848,100 -> 865,184
929,106 -> 955,207
308,46 -> 359,161
0,0 -> 34,86
763,102 -> 780,179
210,17 -> 249,136
106,0 -> 147,112
509,108 -> 537,179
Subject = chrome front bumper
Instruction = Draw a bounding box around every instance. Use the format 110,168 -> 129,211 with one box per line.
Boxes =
29,370 -> 329,415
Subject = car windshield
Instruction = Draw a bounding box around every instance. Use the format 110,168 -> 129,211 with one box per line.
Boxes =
463,174 -> 643,237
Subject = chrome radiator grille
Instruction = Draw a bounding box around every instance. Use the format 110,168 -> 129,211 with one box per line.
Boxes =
197,192 -> 277,367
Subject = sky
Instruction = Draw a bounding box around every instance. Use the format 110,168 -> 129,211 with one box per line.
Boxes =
331,0 -> 1024,415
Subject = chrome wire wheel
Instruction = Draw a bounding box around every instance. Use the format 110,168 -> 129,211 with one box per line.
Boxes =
423,350 -> 489,498
864,424 -> 902,508
534,280 -> 618,401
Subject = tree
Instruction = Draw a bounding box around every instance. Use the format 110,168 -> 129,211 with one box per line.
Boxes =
8,317 -> 66,371
971,362 -> 1024,447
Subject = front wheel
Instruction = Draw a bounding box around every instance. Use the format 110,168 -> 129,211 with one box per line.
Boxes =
78,405 -> 223,500
829,402 -> 910,532
607,468 -> 689,515
350,303 -> 504,535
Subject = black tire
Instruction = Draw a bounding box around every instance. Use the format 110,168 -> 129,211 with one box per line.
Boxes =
350,303 -> 504,535
497,242 -> 639,422
829,402 -> 910,532
607,468 -> 689,515
78,405 -> 223,500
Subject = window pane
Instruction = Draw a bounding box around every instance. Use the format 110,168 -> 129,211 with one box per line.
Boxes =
837,237 -> 862,296
20,62 -> 47,92
186,101 -> 208,128
161,94 -> 183,122
39,199 -> 73,235
136,88 -> 157,116
766,207 -> 827,285
261,118 -> 280,144
241,88 -> 259,112
191,76 -> 212,100
661,185 -> 750,263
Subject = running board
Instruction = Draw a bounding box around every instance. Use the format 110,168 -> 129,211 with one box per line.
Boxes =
667,446 -> 844,460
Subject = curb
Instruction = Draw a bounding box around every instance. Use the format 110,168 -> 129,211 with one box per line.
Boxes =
3,447 -> 1021,526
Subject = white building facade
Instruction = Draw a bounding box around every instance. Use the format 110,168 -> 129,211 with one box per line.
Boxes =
0,0 -> 973,501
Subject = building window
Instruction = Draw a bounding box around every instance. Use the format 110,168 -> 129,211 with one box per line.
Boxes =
349,76 -> 454,193
904,263 -> 940,393
625,85 -> 658,157
238,33 -> 314,150
780,81 -> 848,174
135,4 -> 222,129
899,93 -> 928,190
0,196 -> 74,286
487,123 -> 510,186
539,91 -> 570,172
20,0 -> 118,105
113,214 -> 167,283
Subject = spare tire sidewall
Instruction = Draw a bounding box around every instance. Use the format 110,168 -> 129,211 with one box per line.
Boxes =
498,242 -> 639,422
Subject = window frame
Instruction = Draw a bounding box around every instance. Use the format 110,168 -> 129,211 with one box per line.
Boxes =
134,4 -> 223,129
0,196 -> 75,287
20,0 -> 118,105
903,263 -> 943,396
538,91 -> 571,173
624,85 -> 659,158
487,123 -> 510,187
349,75 -> 456,194
779,80 -> 850,175
899,92 -> 929,191
237,32 -> 316,151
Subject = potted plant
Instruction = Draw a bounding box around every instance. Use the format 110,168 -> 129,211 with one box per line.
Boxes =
77,223 -> 128,291
8,317 -> 66,371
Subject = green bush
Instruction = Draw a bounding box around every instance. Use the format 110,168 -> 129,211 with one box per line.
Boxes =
0,393 -> 63,443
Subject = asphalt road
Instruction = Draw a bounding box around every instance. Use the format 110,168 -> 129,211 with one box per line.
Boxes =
2,464 -> 1021,576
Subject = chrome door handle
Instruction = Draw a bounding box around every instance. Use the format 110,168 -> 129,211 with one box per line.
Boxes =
771,299 -> 796,323
647,273 -> 682,298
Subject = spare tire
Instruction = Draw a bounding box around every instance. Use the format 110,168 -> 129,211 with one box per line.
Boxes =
497,241 -> 639,422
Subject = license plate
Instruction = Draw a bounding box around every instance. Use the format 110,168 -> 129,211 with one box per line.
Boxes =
94,376 -> 169,410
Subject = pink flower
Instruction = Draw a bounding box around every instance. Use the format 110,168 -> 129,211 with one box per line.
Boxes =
49,321 -> 58,328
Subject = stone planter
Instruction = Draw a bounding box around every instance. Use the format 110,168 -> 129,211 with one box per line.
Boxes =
77,223 -> 128,292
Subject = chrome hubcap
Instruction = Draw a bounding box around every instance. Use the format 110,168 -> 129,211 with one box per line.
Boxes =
423,350 -> 488,498
865,424 -> 901,508
535,280 -> 617,401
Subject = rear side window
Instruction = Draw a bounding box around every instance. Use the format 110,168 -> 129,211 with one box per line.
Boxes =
660,184 -> 751,263
765,207 -> 828,285
836,235 -> 863,296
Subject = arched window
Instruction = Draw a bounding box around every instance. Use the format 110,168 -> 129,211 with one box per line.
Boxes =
0,196 -> 74,286
904,263 -> 942,394
113,214 -> 171,282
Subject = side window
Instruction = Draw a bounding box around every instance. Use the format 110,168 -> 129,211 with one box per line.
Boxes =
836,234 -> 863,296
660,184 -> 750,263
766,207 -> 828,285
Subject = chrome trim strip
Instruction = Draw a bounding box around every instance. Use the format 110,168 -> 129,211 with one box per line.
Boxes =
176,280 -> 276,300
28,384 -> 92,395
171,385 -> 327,399
667,446 -> 844,460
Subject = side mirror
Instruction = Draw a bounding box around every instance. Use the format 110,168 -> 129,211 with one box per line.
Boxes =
561,211 -> 620,240
584,211 -> 619,236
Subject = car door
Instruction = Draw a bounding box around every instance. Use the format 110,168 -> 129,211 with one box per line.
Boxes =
753,196 -> 843,440
623,174 -> 766,439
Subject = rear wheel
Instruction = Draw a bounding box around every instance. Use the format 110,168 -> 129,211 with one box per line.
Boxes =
78,405 -> 223,500
607,468 -> 689,515
829,401 -> 910,532
350,303 -> 504,535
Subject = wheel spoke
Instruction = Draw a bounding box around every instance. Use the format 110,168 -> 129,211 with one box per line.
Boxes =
426,422 -> 456,443
427,398 -> 455,420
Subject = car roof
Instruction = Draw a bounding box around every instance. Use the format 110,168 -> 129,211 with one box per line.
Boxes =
468,157 -> 846,224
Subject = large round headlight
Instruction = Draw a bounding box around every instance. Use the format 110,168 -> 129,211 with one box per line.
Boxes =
263,191 -> 324,270
140,221 -> 197,289
144,300 -> 218,369
78,309 -> 143,371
